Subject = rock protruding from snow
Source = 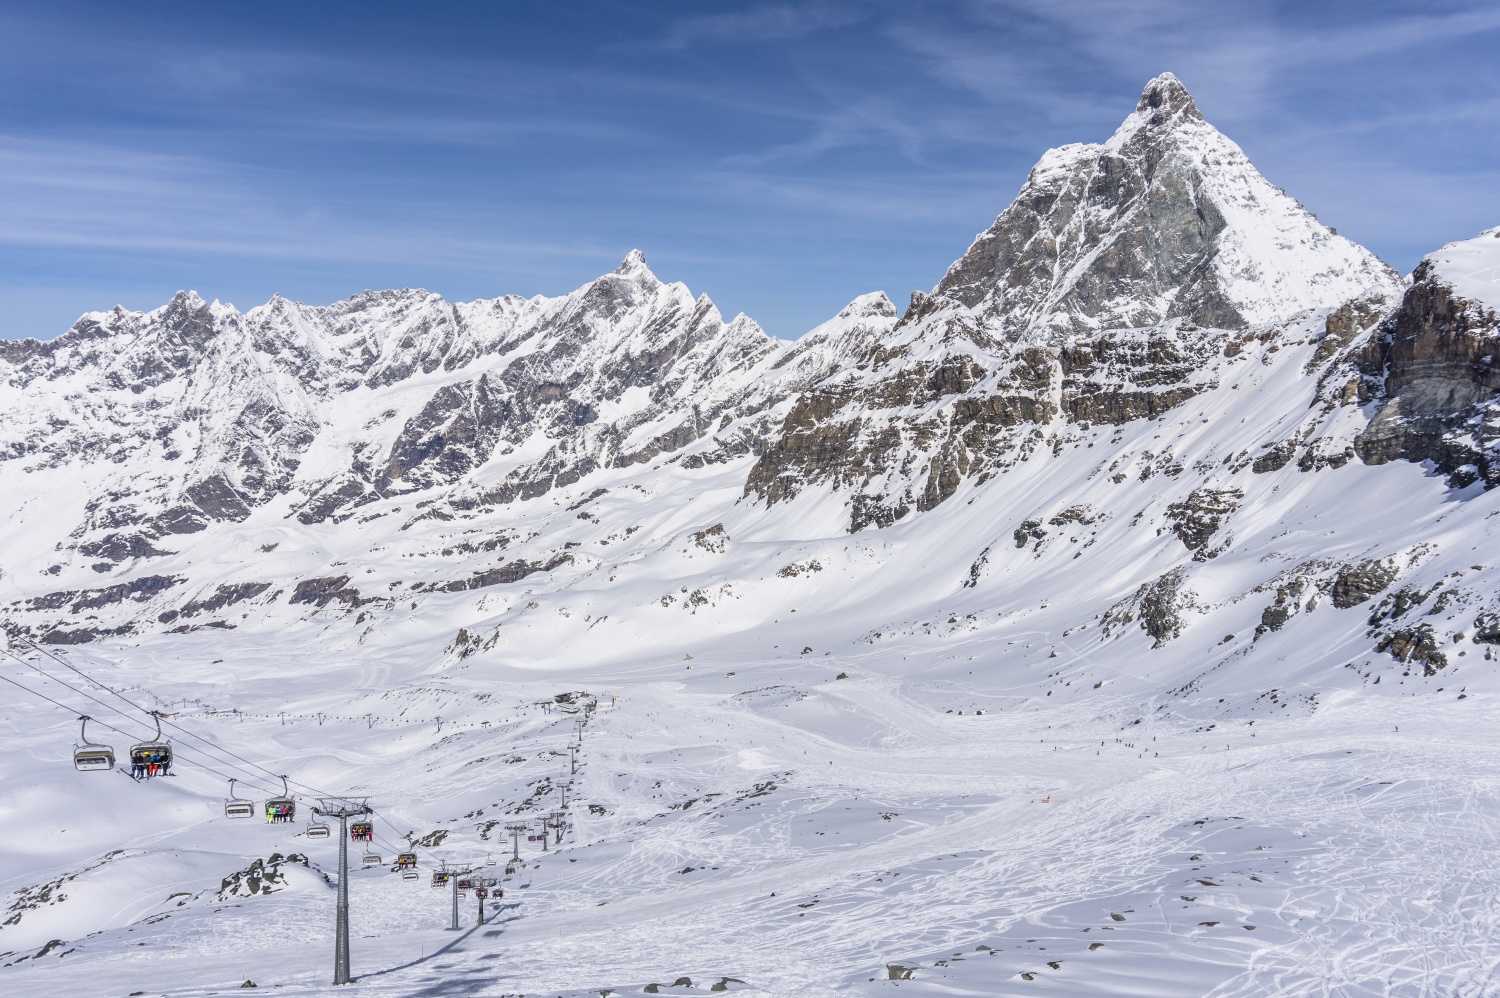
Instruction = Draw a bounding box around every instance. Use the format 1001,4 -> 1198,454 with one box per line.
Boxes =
934,73 -> 1401,342
1354,226 -> 1500,487
615,249 -> 654,278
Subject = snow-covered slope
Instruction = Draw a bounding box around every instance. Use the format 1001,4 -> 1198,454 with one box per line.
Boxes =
2,75 -> 1499,997
1425,225 -> 1500,309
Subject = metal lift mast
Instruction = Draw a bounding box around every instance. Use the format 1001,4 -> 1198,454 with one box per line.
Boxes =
315,798 -> 370,986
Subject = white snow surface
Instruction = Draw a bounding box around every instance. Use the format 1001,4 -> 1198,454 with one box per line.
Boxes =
1425,226 -> 1500,311
4,322 -> 1500,996
3,75 -> 1500,998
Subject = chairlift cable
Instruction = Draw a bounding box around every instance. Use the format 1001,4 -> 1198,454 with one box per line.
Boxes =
0,647 -> 156,737
0,670 -> 143,741
14,638 -> 163,723
0,669 -> 289,791
17,641 -> 342,801
4,647 -> 293,795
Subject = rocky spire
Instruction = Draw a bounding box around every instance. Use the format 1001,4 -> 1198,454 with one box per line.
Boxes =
1134,72 -> 1202,128
614,249 -> 653,277
929,73 -> 1400,341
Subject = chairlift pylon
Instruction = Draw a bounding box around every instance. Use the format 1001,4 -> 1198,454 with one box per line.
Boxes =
129,711 -> 172,778
73,715 -> 115,772
265,775 -> 296,823
224,778 -> 255,818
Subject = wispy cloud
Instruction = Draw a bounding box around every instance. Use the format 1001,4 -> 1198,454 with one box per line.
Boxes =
0,135 -> 611,269
654,3 -> 867,50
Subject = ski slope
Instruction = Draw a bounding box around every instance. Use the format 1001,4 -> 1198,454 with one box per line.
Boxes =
4,328 -> 1500,994
3,73 -> 1499,997
1,621 -> 1497,997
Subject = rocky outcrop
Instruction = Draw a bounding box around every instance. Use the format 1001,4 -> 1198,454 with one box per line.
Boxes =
1163,487 -> 1242,556
1355,236 -> 1500,488
414,555 -> 572,593
288,576 -> 367,608
1377,624 -> 1446,675
1104,568 -> 1195,647
158,582 -> 273,623
1331,560 -> 1398,609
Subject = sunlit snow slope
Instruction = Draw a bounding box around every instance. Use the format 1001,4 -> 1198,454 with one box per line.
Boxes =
2,75 -> 1500,998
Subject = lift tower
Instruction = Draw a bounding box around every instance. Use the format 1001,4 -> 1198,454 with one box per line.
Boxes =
315,798 -> 371,986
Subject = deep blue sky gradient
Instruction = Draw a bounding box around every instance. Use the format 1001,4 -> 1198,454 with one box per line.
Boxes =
2,1 -> 1497,339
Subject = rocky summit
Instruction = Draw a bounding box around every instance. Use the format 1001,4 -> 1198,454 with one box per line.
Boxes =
3,76 -> 1500,997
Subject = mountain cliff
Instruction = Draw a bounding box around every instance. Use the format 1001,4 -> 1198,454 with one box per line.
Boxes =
0,75 -> 1494,682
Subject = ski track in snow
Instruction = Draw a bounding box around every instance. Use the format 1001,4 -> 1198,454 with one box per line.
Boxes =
2,644 -> 1498,997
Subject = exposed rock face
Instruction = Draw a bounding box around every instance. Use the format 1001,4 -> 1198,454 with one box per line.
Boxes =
1332,560 -> 1398,609
1256,579 -> 1308,638
741,75 -> 1398,529
1355,229 -> 1500,487
289,576 -> 367,608
1163,487 -> 1242,555
1104,568 -> 1195,647
414,555 -> 572,593
933,73 -> 1396,343
1377,624 -> 1446,675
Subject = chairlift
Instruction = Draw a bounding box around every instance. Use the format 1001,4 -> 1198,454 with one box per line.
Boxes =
475,887 -> 489,899
395,852 -> 417,870
350,821 -> 374,842
457,878 -> 474,889
306,819 -> 331,839
224,778 -> 255,818
73,715 -> 115,772
457,891 -> 467,900
361,853 -> 382,869
402,870 -> 419,881
129,711 -> 172,778
504,865 -> 516,875
265,775 -> 296,823
431,871 -> 449,888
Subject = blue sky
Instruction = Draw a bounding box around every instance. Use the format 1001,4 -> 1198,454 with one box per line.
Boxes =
2,1 -> 1497,340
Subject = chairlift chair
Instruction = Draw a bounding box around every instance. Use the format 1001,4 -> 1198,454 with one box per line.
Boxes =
73,715 -> 116,772
395,852 -> 417,870
129,711 -> 173,778
475,887 -> 488,899
264,775 -> 296,823
431,871 -> 448,889
402,870 -> 419,880
361,853 -> 381,869
224,778 -> 255,818
457,891 -> 467,900
306,820 -> 331,839
350,820 -> 374,842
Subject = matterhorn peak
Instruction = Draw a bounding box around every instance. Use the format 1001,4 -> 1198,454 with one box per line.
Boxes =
1134,71 -> 1202,127
933,73 -> 1401,340
614,248 -> 654,278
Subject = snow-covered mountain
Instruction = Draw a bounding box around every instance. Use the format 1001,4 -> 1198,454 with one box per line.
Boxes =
2,75 -> 1499,998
